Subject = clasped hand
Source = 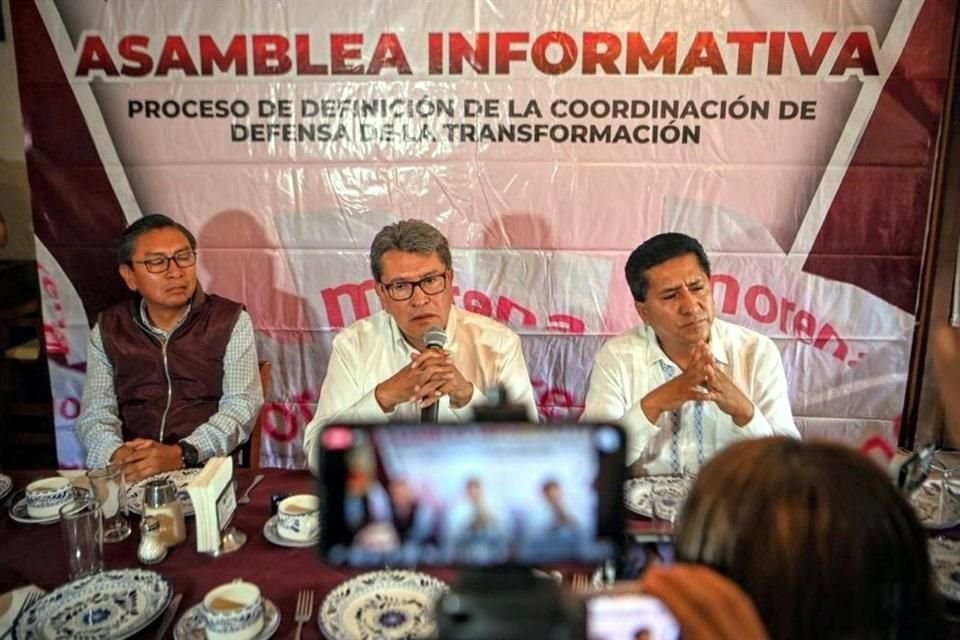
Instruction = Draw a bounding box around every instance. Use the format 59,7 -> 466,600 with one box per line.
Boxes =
642,342 -> 753,426
111,438 -> 183,483
375,349 -> 473,413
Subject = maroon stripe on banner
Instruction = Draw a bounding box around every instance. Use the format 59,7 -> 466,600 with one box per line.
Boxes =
803,0 -> 959,313
11,0 -> 132,321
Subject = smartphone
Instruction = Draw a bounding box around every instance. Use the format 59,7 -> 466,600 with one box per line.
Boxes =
318,421 -> 627,568
616,540 -> 675,581
585,593 -> 681,640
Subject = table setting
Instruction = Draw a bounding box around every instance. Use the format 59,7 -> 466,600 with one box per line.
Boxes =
623,474 -> 694,523
15,460 -> 958,639
11,569 -> 172,639
127,468 -> 203,517
0,468 -> 461,639
908,459 -> 960,530
318,570 -> 450,640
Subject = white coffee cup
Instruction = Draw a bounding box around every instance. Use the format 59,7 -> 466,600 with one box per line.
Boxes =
26,477 -> 74,519
202,580 -> 264,640
276,494 -> 320,542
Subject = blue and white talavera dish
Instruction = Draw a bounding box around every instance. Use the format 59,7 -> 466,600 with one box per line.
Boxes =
13,569 -> 171,639
911,478 -> 960,530
0,473 -> 12,501
319,570 -> 449,640
174,598 -> 281,640
929,537 -> 960,601
127,468 -> 202,516
623,476 -> 693,519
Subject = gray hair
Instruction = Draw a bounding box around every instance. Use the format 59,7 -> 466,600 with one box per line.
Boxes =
369,219 -> 452,281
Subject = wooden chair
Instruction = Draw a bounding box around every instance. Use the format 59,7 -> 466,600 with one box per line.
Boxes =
237,361 -> 271,469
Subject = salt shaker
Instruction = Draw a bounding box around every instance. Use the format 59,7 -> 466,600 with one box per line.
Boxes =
143,479 -> 187,547
138,516 -> 168,565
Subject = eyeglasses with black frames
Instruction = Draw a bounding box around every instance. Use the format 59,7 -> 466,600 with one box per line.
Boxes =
132,249 -> 197,274
381,271 -> 449,301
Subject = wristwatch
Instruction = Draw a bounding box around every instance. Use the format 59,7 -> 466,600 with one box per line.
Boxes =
179,441 -> 201,468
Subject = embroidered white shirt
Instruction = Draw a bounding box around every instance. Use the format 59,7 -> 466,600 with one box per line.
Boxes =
581,318 -> 799,474
304,307 -> 539,472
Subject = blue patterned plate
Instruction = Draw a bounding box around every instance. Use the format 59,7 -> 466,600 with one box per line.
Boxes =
13,569 -> 171,639
319,570 -> 448,640
623,476 -> 692,518
126,468 -> 202,516
911,479 -> 960,530
174,597 -> 280,639
0,474 -> 11,502
929,537 -> 960,601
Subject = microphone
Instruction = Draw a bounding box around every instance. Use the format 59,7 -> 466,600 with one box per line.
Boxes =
421,326 -> 448,423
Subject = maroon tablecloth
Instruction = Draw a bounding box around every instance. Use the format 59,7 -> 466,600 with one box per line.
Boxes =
0,469 -> 453,639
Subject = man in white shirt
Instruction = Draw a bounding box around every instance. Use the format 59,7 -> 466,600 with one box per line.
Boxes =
582,233 -> 799,475
303,220 -> 538,472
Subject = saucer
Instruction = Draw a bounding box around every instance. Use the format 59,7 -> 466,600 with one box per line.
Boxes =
0,474 -> 11,502
8,488 -> 88,525
319,570 -> 449,640
127,468 -> 202,516
263,515 -> 318,548
174,598 -> 280,640
14,569 -> 171,639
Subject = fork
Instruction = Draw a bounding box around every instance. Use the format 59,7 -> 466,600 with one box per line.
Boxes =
0,590 -> 43,640
570,573 -> 591,594
294,589 -> 314,640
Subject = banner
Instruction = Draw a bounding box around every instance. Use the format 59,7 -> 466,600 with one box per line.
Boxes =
11,0 -> 957,467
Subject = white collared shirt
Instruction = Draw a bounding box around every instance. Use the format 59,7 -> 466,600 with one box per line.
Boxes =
581,318 -> 799,475
304,307 -> 539,472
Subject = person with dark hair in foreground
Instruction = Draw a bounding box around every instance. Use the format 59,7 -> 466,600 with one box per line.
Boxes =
666,437 -> 941,640
582,232 -> 799,475
76,214 -> 263,481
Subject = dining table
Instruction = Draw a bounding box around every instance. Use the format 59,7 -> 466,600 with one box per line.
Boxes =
0,468 -> 467,639
0,467 -> 671,639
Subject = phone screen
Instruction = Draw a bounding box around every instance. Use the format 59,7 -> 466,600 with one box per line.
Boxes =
585,593 -> 681,640
617,540 -> 675,581
318,422 -> 626,567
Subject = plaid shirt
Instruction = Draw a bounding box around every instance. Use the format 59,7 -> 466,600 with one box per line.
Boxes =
76,302 -> 263,468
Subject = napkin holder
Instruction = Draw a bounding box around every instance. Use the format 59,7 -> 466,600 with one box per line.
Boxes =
186,458 -> 246,556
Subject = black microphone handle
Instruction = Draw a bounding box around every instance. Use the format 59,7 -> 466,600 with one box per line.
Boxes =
420,342 -> 444,423
421,402 -> 439,423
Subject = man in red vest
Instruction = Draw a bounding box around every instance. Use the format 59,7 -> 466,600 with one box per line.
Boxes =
76,214 -> 263,482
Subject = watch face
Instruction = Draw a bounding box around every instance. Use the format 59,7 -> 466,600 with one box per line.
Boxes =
181,443 -> 199,467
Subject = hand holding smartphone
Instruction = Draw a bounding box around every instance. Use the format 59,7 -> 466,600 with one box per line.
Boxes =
584,592 -> 680,640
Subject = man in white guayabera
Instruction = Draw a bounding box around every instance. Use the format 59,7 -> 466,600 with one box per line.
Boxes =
303,219 -> 538,473
76,214 -> 263,482
581,232 -> 799,476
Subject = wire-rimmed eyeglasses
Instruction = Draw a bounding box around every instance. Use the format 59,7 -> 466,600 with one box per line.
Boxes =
380,271 -> 449,301
132,250 -> 197,274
